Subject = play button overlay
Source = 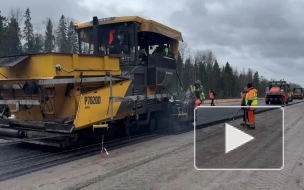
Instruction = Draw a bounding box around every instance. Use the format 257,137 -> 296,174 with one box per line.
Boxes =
225,123 -> 254,154
194,105 -> 284,170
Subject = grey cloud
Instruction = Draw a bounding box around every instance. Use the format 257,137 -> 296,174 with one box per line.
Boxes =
171,0 -> 302,49
170,0 -> 304,85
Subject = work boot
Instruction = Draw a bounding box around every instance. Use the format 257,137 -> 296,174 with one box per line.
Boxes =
240,120 -> 249,126
247,124 -> 255,130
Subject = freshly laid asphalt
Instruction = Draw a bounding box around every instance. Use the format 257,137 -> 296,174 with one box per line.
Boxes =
195,100 -> 302,126
2,101 -> 303,189
0,99 -> 302,183
195,108 -> 283,169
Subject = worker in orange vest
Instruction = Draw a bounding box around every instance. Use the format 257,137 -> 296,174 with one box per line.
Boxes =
240,86 -> 249,126
209,90 -> 215,106
245,83 -> 258,130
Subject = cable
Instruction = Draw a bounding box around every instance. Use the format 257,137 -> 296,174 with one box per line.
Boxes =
61,68 -> 76,73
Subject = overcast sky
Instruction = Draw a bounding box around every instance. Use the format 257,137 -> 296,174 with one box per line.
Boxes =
1,0 -> 304,86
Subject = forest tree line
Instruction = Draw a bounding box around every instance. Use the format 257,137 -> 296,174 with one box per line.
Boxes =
171,43 -> 302,99
0,8 -> 302,99
0,8 -> 78,56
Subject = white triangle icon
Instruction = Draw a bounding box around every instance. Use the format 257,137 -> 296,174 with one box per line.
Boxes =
225,123 -> 255,154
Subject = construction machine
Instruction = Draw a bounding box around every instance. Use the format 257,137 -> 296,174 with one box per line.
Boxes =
264,87 -> 269,99
265,80 -> 292,104
292,88 -> 304,99
0,16 -> 194,148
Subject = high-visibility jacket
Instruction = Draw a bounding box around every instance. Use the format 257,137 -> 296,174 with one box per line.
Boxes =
245,88 -> 258,110
164,47 -> 169,56
193,84 -> 203,100
200,92 -> 205,100
210,92 -> 214,99
191,85 -> 205,100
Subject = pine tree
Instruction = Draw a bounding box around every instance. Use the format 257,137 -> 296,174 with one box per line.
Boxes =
44,18 -> 55,52
183,58 -> 192,89
175,51 -> 184,90
212,60 -> 221,96
0,11 -> 8,56
67,21 -> 79,53
258,76 -> 268,97
6,17 -> 22,55
253,71 -> 260,90
56,15 -> 68,53
33,33 -> 44,53
247,68 -> 253,83
23,8 -> 34,53
222,62 -> 233,98
198,62 -> 206,91
206,61 -> 213,92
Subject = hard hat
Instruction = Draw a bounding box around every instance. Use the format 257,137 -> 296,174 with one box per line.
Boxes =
195,80 -> 201,84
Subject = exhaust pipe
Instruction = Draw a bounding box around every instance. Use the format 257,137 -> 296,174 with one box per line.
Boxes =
0,128 -> 25,138
93,16 -> 99,55
25,131 -> 62,139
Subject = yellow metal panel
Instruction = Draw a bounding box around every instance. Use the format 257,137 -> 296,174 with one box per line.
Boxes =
1,88 -> 44,120
24,54 -> 55,78
52,84 -> 77,118
0,54 -> 55,80
53,54 -> 73,71
0,54 -> 122,81
0,66 -> 12,79
57,94 -> 76,119
72,54 -> 79,68
77,55 -> 120,71
74,80 -> 133,130
42,97 -> 55,116
14,106 -> 44,120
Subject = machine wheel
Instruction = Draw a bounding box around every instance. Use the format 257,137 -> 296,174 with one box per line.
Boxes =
149,117 -> 157,132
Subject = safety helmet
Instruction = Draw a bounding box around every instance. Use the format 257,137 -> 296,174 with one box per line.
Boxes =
195,80 -> 201,85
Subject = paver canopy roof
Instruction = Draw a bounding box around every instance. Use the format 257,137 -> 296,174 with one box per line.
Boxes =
77,16 -> 183,42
